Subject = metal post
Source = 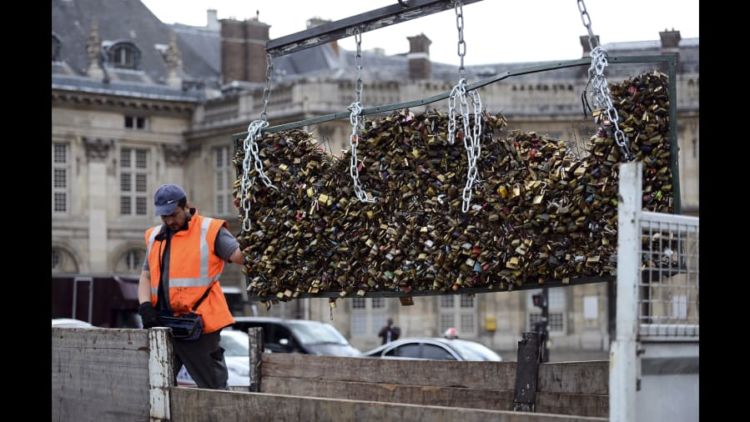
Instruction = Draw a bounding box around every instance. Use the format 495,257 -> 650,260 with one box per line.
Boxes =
148,328 -> 173,421
610,161 -> 642,422
513,331 -> 541,412
72,276 -> 93,323
540,286 -> 549,362
607,278 -> 616,341
666,54 -> 680,214
248,327 -> 264,392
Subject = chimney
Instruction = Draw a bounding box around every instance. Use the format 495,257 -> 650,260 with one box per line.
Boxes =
407,33 -> 431,80
579,34 -> 600,55
659,28 -> 681,50
207,9 -> 219,31
306,17 -> 339,56
220,17 -> 270,84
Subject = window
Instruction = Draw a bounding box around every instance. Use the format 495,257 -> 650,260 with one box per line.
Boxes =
439,294 -> 477,337
124,115 -> 147,130
352,298 -> 366,309
214,146 -> 233,215
351,313 -> 367,337
51,247 -> 79,273
460,314 -> 475,333
527,288 -> 567,334
671,295 -> 688,320
439,314 -> 453,333
422,344 -> 455,360
116,248 -> 146,274
120,148 -> 148,216
108,42 -> 141,69
52,249 -> 62,270
125,249 -> 143,272
52,143 -> 69,214
350,298 -> 388,338
584,296 -> 599,320
385,344 -> 420,358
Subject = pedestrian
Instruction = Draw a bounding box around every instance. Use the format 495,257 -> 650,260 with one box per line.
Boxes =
378,318 -> 401,344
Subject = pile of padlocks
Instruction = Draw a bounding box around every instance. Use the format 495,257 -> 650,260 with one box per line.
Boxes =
233,71 -> 672,300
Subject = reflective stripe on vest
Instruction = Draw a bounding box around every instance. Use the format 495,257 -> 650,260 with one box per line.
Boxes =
147,225 -> 162,297
146,224 -> 162,256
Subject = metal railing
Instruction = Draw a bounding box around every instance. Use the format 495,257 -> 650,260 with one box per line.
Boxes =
638,211 -> 699,339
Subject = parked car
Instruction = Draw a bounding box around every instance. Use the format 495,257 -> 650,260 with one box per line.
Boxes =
52,318 -> 95,328
176,330 -> 251,388
230,317 -> 361,357
363,337 -> 502,361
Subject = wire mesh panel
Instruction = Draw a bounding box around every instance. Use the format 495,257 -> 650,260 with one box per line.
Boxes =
639,211 -> 699,339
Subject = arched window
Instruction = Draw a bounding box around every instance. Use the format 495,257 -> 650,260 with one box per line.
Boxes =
107,41 -> 141,69
52,247 -> 79,273
125,249 -> 143,271
115,248 -> 146,274
52,248 -> 61,269
52,34 -> 62,62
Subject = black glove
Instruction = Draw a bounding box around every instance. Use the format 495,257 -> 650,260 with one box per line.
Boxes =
138,302 -> 160,328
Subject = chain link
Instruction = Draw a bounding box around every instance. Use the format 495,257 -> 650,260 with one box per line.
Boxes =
240,120 -> 277,232
260,53 -> 273,121
239,55 -> 278,232
577,0 -> 597,50
448,0 -> 483,213
454,0 -> 466,78
448,80 -> 483,213
354,30 -> 363,104
577,0 -> 633,161
347,28 -> 375,203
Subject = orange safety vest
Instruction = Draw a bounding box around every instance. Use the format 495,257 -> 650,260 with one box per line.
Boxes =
144,212 -> 235,334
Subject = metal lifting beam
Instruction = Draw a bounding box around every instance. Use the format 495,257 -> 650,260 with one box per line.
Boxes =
266,0 -> 484,58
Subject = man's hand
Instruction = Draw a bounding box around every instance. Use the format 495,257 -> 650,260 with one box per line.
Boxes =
138,302 -> 160,328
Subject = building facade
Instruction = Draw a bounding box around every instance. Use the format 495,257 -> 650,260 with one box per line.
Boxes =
52,0 -> 698,356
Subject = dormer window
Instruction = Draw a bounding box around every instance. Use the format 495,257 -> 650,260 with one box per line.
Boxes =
107,41 -> 141,70
52,34 -> 61,62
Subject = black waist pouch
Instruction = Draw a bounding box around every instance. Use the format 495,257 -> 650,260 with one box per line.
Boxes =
159,313 -> 204,341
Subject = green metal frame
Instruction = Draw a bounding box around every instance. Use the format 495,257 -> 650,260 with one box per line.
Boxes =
231,54 -> 680,301
252,276 -> 613,301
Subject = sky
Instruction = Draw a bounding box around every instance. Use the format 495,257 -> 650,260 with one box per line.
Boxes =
141,0 -> 699,66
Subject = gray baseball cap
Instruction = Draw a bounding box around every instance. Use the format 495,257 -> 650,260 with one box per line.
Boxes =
154,184 -> 187,216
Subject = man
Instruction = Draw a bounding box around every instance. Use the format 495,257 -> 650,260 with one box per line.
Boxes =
137,184 -> 246,390
378,318 -> 401,345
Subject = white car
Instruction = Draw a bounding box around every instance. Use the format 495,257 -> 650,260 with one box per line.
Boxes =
52,318 -> 95,328
176,330 -> 251,388
363,337 -> 502,362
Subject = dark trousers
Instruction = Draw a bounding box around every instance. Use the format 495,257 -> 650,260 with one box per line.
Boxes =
172,330 -> 228,389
